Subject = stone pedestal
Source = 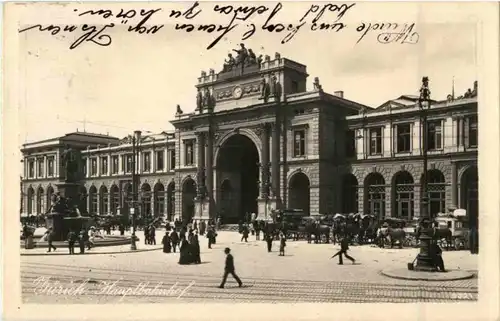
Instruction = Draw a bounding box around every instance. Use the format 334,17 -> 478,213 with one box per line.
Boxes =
194,197 -> 210,221
56,182 -> 81,204
258,197 -> 279,222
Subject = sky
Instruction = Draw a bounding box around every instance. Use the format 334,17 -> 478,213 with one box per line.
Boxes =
10,1 -> 482,143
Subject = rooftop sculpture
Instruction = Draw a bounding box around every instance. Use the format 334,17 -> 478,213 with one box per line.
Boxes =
221,43 -> 265,73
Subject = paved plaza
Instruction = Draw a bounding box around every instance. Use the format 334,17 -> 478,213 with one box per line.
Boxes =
21,231 -> 478,304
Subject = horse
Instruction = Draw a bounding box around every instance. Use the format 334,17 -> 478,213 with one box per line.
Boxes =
382,227 -> 406,249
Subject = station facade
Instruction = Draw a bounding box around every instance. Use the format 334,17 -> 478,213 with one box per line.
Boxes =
20,49 -> 478,226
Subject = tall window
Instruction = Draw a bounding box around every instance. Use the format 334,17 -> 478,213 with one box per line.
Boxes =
396,124 -> 411,153
345,130 -> 356,158
100,157 -> 108,175
369,128 -> 382,155
90,158 -> 98,176
28,160 -> 35,178
155,151 -> 164,171
168,149 -> 176,170
293,129 -> 306,157
184,141 -> 194,166
467,116 -> 478,148
37,158 -> 44,177
143,152 -> 151,172
47,156 -> 54,177
393,171 -> 414,220
426,170 -> 446,217
111,156 -> 119,174
125,154 -> 133,173
427,121 -> 442,150
82,158 -> 87,177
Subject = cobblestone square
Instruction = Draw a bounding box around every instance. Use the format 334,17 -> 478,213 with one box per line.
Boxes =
21,231 -> 478,304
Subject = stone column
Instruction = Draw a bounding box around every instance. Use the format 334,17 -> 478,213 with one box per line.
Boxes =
206,129 -> 214,218
258,124 -> 270,197
196,132 -> 206,196
451,161 -> 458,207
271,122 -> 280,200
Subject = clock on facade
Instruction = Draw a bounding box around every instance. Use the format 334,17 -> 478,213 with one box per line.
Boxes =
232,85 -> 243,99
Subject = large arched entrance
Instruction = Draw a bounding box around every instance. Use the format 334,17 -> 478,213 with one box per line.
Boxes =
364,173 -> 386,218
99,185 -> 108,215
154,183 -> 165,218
182,178 -> 196,223
110,185 -> 119,215
392,171 -> 414,220
36,186 -> 44,214
217,134 -> 260,224
288,172 -> 310,215
460,166 -> 478,224
421,169 -> 446,218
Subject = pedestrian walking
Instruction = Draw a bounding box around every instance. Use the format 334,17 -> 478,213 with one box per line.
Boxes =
207,227 -> 216,249
279,233 -> 286,256
432,242 -> 446,272
45,228 -> 57,252
162,231 -> 172,253
219,248 -> 242,288
170,229 -> 179,253
144,225 -> 150,245
193,231 -> 201,264
241,225 -> 249,242
78,229 -> 86,254
67,229 -> 77,255
331,237 -> 355,265
149,225 -> 156,245
266,233 -> 273,252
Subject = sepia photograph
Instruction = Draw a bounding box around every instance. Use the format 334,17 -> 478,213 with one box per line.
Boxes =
2,1 -> 499,320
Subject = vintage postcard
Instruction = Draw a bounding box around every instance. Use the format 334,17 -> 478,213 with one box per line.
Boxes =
2,1 -> 499,321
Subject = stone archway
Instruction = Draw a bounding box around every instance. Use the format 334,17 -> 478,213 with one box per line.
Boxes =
216,133 -> 260,224
182,178 -> 196,223
27,187 -> 35,215
153,183 -> 165,218
141,183 -> 152,219
421,169 -> 446,217
460,166 -> 478,223
36,186 -> 44,214
110,185 -> 120,215
392,171 -> 414,220
89,186 -> 98,215
364,173 -> 386,218
99,185 -> 108,215
288,172 -> 310,215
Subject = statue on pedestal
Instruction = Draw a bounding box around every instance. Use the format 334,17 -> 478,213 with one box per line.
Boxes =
222,54 -> 236,72
246,49 -> 257,66
313,77 -> 323,92
196,89 -> 203,111
61,146 -> 81,182
233,43 -> 249,68
260,76 -> 270,103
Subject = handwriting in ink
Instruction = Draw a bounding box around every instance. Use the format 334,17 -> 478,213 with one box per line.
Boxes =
18,23 -> 115,50
78,8 -> 164,34
356,22 -> 419,44
299,3 -> 355,32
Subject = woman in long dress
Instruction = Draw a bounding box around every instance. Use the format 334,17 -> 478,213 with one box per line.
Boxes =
178,236 -> 191,265
162,232 -> 171,253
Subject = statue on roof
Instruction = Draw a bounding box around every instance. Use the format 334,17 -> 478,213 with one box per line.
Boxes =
196,89 -> 203,111
222,54 -> 236,72
472,81 -> 478,97
257,54 -> 263,67
233,43 -> 249,68
246,49 -> 257,66
313,77 -> 323,92
464,88 -> 472,98
176,104 -> 183,115
260,76 -> 270,103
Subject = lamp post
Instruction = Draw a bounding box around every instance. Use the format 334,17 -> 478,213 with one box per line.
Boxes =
413,76 -> 437,271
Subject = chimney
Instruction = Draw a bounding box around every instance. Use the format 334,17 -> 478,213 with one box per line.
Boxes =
334,91 -> 344,98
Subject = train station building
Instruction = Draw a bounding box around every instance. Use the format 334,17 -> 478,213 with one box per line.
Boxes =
20,49 -> 478,226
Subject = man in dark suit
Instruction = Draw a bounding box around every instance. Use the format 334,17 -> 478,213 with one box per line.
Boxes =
331,236 -> 356,265
219,247 -> 242,288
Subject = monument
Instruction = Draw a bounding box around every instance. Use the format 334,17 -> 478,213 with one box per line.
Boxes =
45,146 -> 90,241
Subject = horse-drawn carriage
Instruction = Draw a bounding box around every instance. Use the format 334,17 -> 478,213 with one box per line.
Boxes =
433,210 -> 469,250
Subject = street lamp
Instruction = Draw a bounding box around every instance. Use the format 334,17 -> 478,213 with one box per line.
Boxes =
413,76 -> 438,271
